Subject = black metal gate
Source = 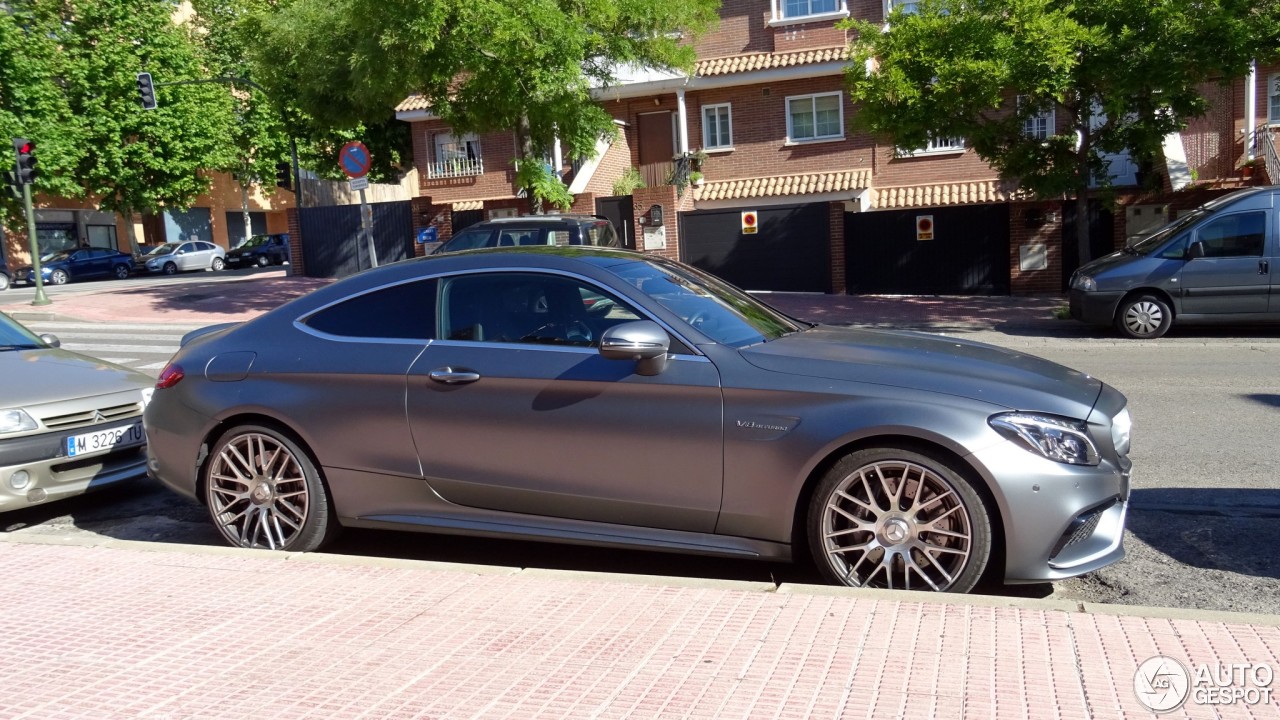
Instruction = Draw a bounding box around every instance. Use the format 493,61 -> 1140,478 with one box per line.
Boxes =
596,195 -> 636,250
1061,200 -> 1115,290
845,204 -> 1010,294
298,201 -> 414,278
452,209 -> 484,233
679,203 -> 830,292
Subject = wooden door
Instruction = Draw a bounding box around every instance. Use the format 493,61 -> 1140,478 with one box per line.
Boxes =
638,112 -> 674,187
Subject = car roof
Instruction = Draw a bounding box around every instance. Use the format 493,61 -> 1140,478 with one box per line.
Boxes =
469,215 -> 607,226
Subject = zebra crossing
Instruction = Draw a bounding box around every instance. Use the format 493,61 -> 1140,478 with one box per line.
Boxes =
21,320 -> 210,375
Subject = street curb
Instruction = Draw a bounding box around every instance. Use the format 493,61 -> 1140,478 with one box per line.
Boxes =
4,533 -> 1277,627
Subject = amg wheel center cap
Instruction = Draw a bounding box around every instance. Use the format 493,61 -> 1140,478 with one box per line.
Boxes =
882,518 -> 911,545
250,482 -> 274,505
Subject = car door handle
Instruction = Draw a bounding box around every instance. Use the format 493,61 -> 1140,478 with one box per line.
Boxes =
1260,260 -> 1269,275
428,367 -> 481,384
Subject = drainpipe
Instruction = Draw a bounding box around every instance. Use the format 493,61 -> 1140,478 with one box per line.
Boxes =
676,88 -> 690,154
1245,61 -> 1257,160
553,136 -> 563,180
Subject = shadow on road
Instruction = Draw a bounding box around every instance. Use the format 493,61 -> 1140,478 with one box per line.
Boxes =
1128,488 -> 1280,580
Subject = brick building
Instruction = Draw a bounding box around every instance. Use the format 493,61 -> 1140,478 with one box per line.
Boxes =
396,0 -> 1280,295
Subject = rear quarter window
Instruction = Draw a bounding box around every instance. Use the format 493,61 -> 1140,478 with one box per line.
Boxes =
305,279 -> 438,340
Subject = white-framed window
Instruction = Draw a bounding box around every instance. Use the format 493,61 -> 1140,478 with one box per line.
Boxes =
884,0 -> 919,16
702,104 -> 733,150
1269,74 -> 1280,124
429,131 -> 483,179
770,0 -> 848,25
1019,96 -> 1055,139
786,92 -> 844,143
897,134 -> 965,156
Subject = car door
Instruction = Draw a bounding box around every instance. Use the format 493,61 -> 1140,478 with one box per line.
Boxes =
1179,210 -> 1271,315
406,270 -> 725,533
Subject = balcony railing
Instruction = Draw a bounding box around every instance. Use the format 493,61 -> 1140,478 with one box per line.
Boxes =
426,157 -> 485,179
1256,124 -> 1279,185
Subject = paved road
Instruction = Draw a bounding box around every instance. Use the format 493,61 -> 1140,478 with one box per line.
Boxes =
1,264 -> 287,306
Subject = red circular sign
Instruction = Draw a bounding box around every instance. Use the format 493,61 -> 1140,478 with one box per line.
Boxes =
918,217 -> 933,231
339,141 -> 372,179
744,213 -> 756,226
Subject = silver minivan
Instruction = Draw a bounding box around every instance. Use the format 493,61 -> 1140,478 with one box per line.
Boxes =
1070,186 -> 1278,338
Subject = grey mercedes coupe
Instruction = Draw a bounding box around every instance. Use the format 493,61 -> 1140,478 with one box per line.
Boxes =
146,247 -> 1132,593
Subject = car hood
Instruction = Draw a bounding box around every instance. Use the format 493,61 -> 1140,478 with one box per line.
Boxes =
1077,249 -> 1144,277
0,348 -> 153,408
738,326 -> 1102,417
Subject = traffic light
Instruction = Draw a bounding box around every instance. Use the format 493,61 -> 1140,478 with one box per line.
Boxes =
136,72 -> 157,110
275,162 -> 293,191
12,138 -> 37,186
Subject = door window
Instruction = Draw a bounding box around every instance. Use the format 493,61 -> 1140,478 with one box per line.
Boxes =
440,272 -> 641,347
1194,212 -> 1266,258
304,279 -> 438,340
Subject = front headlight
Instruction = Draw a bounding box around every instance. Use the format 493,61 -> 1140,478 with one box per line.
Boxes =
0,408 -> 38,435
989,412 -> 1099,465
1071,273 -> 1096,291
1111,407 -> 1131,456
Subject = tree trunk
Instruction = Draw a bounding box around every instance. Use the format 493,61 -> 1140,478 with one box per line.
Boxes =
515,114 -> 540,214
123,207 -> 140,255
240,183 -> 253,248
1075,119 -> 1093,268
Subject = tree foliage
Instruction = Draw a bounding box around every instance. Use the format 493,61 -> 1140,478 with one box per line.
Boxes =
1,0 -> 240,233
845,0 -> 1280,255
247,0 -> 720,205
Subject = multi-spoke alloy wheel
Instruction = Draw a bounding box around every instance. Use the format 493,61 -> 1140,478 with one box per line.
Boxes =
1115,294 -> 1172,339
809,449 -> 991,593
204,425 -> 336,551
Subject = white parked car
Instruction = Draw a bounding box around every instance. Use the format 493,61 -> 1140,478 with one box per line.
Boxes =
142,241 -> 226,275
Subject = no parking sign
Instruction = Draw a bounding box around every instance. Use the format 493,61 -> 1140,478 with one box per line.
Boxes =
916,215 -> 934,241
742,211 -> 758,235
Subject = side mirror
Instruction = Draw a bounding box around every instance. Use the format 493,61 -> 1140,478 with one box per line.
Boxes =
39,333 -> 60,348
1187,241 -> 1206,260
599,320 -> 670,376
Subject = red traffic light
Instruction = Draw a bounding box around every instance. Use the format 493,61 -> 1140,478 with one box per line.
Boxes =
16,142 -> 32,154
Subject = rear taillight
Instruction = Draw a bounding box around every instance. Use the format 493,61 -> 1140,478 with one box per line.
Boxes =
155,363 -> 185,389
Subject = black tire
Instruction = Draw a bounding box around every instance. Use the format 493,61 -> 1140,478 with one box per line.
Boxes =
113,264 -> 130,279
0,273 -> 9,291
203,424 -> 338,551
49,269 -> 69,285
163,262 -> 178,275
256,255 -> 270,268
211,257 -> 225,271
1114,294 -> 1172,339
807,447 -> 992,593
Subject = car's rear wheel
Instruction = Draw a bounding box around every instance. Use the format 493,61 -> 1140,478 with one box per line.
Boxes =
211,257 -> 225,271
808,447 -> 991,593
49,269 -> 69,285
163,262 -> 177,275
113,264 -> 130,279
1114,294 -> 1172,339
256,255 -> 270,268
204,425 -> 338,551
0,273 -> 9,291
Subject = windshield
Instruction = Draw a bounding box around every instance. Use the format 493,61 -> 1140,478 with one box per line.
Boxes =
44,251 -> 72,263
0,313 -> 47,350
1127,207 -> 1212,255
150,243 -> 181,256
436,227 -> 494,253
608,259 -> 803,348
241,235 -> 270,248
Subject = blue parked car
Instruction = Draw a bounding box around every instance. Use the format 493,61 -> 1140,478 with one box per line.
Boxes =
14,247 -> 135,285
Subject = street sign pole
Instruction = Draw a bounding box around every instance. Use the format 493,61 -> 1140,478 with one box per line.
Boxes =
22,182 -> 50,306
358,187 -> 378,269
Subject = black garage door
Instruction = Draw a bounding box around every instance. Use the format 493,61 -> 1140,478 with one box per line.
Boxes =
845,204 -> 1010,295
679,203 -> 830,292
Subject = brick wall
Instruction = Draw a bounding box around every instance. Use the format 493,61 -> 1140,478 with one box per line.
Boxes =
286,208 -> 305,277
483,197 -> 532,217
632,185 -> 693,261
828,202 -> 846,294
411,120 -> 519,203
582,130 -> 634,197
569,193 -> 596,214
692,0 -> 772,58
1008,201 -> 1063,295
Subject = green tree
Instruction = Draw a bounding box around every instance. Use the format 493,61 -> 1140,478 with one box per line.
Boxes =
247,0 -> 719,210
845,0 -> 1280,264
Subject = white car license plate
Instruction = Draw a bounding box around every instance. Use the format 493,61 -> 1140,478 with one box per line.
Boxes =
66,422 -> 146,457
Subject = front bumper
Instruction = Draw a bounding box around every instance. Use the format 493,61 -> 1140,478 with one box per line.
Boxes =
1068,289 -> 1125,326
971,439 -> 1130,583
0,419 -> 148,512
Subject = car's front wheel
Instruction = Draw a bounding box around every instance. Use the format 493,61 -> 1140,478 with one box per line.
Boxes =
203,424 -> 338,551
163,262 -> 177,275
0,273 -> 9,291
49,269 -> 69,285
211,257 -> 225,271
1114,294 -> 1172,339
807,447 -> 992,593
113,264 -> 130,279
256,255 -> 270,268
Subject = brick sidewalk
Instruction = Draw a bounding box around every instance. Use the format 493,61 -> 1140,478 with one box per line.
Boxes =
2,538 -> 1276,719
